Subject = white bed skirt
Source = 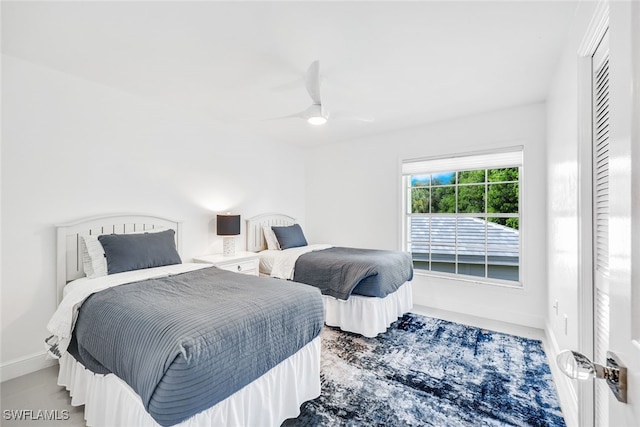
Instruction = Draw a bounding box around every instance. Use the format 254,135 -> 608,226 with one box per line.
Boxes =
323,281 -> 413,338
58,336 -> 321,427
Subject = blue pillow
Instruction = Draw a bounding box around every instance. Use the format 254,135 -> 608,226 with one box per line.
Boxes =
271,224 -> 308,250
98,229 -> 182,275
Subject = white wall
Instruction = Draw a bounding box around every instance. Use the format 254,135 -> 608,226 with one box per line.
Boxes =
0,55 -> 305,380
305,103 -> 548,329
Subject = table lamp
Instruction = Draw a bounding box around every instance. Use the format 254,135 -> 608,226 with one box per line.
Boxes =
217,214 -> 241,256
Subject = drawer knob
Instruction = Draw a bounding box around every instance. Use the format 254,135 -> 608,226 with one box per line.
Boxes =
237,265 -> 242,271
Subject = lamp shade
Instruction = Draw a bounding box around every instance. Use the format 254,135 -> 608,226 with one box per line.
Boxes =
216,214 -> 241,236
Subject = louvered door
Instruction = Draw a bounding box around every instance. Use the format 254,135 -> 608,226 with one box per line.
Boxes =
592,29 -> 610,427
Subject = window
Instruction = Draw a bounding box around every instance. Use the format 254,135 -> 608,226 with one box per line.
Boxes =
402,148 -> 522,285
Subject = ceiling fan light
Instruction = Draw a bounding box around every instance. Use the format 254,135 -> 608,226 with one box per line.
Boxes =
307,116 -> 327,125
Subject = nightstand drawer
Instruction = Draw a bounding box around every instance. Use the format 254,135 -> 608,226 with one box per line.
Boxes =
217,259 -> 259,275
193,252 -> 261,276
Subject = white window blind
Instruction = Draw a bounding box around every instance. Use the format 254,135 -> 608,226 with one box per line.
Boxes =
402,147 -> 523,176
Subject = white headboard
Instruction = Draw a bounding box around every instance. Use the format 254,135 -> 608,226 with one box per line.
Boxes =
56,213 -> 182,305
246,213 -> 296,252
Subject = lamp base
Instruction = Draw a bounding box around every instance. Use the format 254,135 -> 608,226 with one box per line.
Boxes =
223,236 -> 236,257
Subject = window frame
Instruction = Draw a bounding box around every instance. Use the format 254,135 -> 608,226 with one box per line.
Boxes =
401,147 -> 523,288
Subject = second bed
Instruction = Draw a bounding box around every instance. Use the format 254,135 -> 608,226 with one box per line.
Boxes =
247,213 -> 414,338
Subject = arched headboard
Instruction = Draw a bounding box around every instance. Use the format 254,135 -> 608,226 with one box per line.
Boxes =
246,213 -> 296,252
56,213 -> 182,305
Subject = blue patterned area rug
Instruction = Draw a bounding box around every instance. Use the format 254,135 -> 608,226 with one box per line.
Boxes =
284,313 -> 565,426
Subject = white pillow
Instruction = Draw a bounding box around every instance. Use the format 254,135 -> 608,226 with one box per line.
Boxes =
262,226 -> 281,250
81,234 -> 108,278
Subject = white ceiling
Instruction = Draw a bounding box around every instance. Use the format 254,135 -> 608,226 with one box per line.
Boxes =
2,1 -> 578,146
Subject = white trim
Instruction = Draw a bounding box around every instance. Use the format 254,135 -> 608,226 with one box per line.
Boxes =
0,351 -> 56,383
545,321 -> 579,427
578,0 -> 610,56
576,2 -> 609,425
398,156 -> 406,252
412,269 -> 522,289
402,145 -> 523,175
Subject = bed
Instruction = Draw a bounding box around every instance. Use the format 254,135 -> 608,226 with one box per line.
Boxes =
246,213 -> 413,338
48,213 -> 323,427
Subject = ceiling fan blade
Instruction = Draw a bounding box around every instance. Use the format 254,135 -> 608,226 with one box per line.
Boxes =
305,60 -> 322,105
271,60 -> 367,125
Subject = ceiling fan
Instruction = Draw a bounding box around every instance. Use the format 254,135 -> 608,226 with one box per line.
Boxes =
272,60 -> 373,126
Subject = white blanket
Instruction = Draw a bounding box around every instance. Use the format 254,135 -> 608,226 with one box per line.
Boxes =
269,244 -> 332,280
46,263 -> 212,359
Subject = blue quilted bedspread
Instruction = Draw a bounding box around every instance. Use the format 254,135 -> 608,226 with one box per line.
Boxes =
293,247 -> 413,300
71,266 -> 324,426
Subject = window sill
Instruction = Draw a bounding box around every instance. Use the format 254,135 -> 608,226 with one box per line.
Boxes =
413,269 -> 523,289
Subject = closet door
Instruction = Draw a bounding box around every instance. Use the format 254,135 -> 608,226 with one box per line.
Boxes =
591,29 -> 610,427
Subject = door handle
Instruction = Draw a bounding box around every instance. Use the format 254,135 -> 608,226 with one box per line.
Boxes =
556,350 -> 627,403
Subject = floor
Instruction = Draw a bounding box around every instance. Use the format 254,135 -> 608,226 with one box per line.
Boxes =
0,306 -> 548,427
0,364 -> 85,427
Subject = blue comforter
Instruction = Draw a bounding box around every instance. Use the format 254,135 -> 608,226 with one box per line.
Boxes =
293,247 -> 413,300
71,267 -> 324,426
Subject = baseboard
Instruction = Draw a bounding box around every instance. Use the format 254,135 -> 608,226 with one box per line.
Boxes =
544,322 -> 579,427
412,304 -> 545,341
0,351 -> 57,383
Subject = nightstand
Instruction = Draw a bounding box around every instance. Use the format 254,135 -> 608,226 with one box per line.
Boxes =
193,251 -> 261,276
